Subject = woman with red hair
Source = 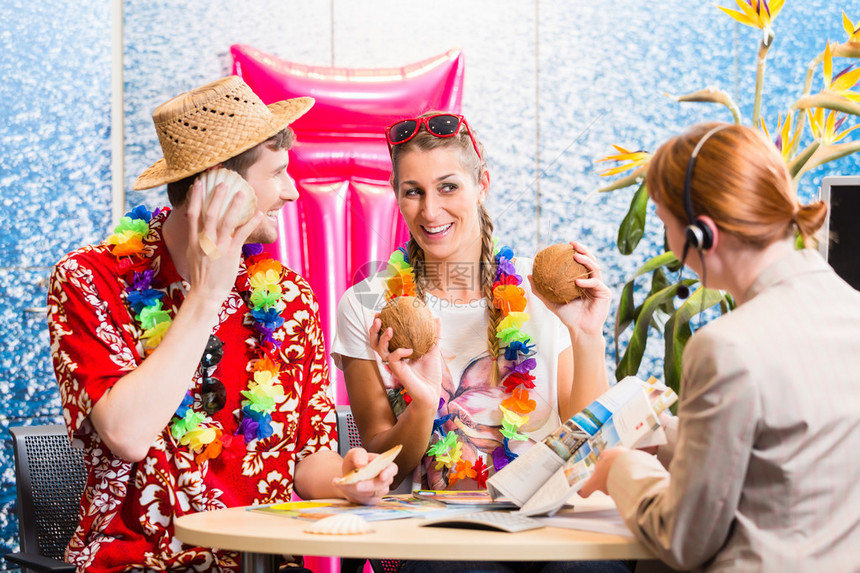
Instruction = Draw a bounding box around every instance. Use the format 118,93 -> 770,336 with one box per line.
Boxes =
581,122 -> 860,571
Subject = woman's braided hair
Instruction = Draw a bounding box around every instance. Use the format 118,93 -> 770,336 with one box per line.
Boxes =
391,113 -> 501,385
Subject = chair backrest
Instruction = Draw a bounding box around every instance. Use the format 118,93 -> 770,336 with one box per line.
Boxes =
333,406 -> 404,573
334,404 -> 411,497
335,404 -> 363,457
10,425 -> 87,561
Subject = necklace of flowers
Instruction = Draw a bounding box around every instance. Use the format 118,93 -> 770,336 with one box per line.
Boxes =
385,243 -> 538,487
106,205 -> 289,464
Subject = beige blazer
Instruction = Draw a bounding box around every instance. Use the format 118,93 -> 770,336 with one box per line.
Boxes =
608,249 -> 860,572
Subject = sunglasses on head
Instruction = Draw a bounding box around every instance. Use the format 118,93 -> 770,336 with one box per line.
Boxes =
199,335 -> 226,416
385,114 -> 482,162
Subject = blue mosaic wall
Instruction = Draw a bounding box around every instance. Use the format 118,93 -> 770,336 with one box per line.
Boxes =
1,0 -> 856,563
0,0 -> 112,560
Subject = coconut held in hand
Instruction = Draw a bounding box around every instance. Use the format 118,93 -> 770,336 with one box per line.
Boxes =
378,296 -> 437,360
532,243 -> 591,304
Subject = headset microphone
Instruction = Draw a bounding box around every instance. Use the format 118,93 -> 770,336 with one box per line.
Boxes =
676,276 -> 691,300
675,239 -> 692,299
674,124 -> 727,298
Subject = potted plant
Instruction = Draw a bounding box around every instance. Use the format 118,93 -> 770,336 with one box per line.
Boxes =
599,1 -> 860,394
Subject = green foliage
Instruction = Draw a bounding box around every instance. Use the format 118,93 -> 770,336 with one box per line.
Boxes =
663,287 -> 727,393
613,250 -> 735,394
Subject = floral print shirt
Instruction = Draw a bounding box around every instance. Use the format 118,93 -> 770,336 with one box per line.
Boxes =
47,209 -> 336,572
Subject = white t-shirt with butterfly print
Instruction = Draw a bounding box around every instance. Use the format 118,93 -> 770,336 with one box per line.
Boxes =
332,257 -> 572,489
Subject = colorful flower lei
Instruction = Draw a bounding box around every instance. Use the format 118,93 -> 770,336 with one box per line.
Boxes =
383,244 -> 538,487
106,206 -> 290,464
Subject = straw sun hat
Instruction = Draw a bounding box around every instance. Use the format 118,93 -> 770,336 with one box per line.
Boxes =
133,76 -> 313,190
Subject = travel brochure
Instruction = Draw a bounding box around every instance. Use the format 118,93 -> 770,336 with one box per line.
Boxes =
487,376 -> 677,516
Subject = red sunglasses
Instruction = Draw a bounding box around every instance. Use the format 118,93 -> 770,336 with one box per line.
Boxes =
385,114 -> 482,161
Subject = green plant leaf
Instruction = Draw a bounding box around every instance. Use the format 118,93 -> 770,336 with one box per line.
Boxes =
649,267 -> 676,317
667,87 -> 742,125
614,252 -> 682,368
631,251 -> 679,280
832,42 -> 860,58
663,287 -> 727,393
617,182 -> 649,255
616,279 -> 694,381
614,252 -> 681,346
614,251 -> 679,340
788,141 -> 821,177
662,233 -> 683,272
614,280 -> 637,362
795,233 -> 806,249
793,140 -> 860,179
792,93 -> 860,116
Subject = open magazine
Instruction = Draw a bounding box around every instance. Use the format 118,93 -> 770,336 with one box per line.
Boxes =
251,494 -> 459,522
487,376 -> 677,517
412,490 -> 518,509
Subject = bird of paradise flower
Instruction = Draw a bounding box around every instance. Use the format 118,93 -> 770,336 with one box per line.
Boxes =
718,0 -> 784,33
843,11 -> 860,44
760,112 -> 802,161
790,41 -> 860,177
718,0 -> 786,125
596,146 -> 651,193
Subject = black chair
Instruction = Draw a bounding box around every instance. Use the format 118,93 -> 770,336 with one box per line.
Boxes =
336,406 -> 403,573
6,424 -> 86,573
335,405 -> 364,459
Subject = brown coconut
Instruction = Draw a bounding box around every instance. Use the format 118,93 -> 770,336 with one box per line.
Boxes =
378,296 -> 437,360
532,243 -> 591,304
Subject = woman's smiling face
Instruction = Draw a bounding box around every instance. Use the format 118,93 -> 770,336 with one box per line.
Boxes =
393,146 -> 489,266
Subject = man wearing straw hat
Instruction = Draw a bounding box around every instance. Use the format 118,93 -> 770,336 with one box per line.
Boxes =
47,76 -> 395,571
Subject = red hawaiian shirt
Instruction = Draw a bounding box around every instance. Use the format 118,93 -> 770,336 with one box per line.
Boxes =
47,208 -> 336,572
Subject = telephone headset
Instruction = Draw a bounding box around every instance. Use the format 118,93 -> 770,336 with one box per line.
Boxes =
675,124 -> 728,299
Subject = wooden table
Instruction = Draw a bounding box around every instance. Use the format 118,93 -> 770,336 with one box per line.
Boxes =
175,497 -> 654,573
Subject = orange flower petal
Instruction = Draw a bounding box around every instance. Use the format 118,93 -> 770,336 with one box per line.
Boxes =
252,354 -> 280,374
386,269 -> 416,299
195,435 -> 223,465
111,237 -> 145,256
248,258 -> 283,276
502,387 -> 537,414
493,285 -> 528,315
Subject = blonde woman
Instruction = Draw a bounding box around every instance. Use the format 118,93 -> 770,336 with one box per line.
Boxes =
333,113 -> 612,491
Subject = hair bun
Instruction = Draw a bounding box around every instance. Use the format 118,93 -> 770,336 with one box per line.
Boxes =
795,200 -> 827,241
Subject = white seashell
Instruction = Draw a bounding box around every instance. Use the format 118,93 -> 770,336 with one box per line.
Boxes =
304,514 -> 375,535
196,167 -> 257,227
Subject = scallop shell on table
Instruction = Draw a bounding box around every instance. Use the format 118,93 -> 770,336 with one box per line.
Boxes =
196,167 -> 257,227
304,514 -> 375,535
